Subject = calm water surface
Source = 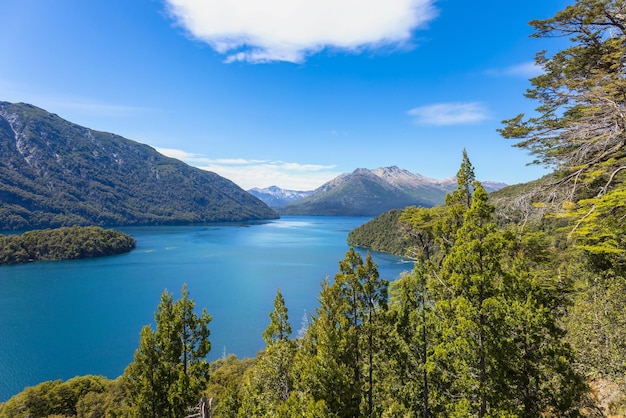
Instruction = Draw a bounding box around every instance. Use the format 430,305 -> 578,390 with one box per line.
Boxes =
0,216 -> 413,401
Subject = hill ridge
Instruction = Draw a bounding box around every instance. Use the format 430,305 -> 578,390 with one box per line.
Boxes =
0,101 -> 278,230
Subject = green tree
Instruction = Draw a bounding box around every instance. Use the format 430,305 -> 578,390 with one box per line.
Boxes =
385,262 -> 435,417
238,289 -> 296,417
429,185 -> 506,416
294,249 -> 388,417
436,150 -> 477,254
204,355 -> 256,418
447,148 -> 476,209
501,232 -> 587,416
428,185 -> 586,416
292,277 -> 353,416
500,0 -> 626,209
124,285 -> 211,418
500,2 -> 626,411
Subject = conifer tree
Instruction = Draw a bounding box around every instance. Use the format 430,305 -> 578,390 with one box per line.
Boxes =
436,149 -> 477,254
124,285 -> 211,418
293,277 -> 355,416
386,261 -> 434,417
429,185 -> 506,416
294,249 -> 388,417
427,184 -> 585,416
238,289 -> 296,417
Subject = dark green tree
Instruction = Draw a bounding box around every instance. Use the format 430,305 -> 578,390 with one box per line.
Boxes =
292,277 -> 353,416
385,261 -> 435,417
436,149 -> 477,254
124,285 -> 211,418
429,185 -> 506,416
428,185 -> 586,416
239,289 -> 296,417
359,252 -> 388,417
293,249 -> 388,417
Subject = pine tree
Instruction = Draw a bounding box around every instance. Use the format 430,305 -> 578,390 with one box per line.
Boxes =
428,185 -> 586,416
430,185 -> 507,416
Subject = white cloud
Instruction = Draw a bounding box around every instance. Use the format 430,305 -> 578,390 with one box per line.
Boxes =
163,0 -> 438,63
504,61 -> 543,78
408,102 -> 489,126
156,147 -> 339,190
486,61 -> 543,78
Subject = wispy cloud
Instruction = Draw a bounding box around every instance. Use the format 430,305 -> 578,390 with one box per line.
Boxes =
156,147 -> 339,190
408,102 -> 489,126
1,85 -> 156,117
163,0 -> 438,63
486,61 -> 543,78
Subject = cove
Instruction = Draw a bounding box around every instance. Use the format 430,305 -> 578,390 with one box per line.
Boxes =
0,216 -> 413,401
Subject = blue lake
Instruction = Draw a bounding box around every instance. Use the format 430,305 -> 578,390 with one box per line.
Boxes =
0,216 -> 413,401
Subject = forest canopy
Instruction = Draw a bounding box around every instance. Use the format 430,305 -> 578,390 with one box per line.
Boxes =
0,226 -> 136,265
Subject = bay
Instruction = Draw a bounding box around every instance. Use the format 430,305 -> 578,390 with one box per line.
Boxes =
0,216 -> 413,402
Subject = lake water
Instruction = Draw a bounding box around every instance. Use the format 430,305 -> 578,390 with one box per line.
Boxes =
0,216 -> 413,402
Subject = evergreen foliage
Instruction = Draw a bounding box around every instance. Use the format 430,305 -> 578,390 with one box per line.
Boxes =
238,289 -> 296,417
499,0 -> 626,213
123,285 -> 212,418
0,226 -> 135,264
0,376 -> 128,418
346,209 -> 406,256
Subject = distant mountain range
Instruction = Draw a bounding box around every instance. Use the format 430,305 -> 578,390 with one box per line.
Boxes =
253,166 -> 506,217
0,101 -> 278,230
247,186 -> 313,207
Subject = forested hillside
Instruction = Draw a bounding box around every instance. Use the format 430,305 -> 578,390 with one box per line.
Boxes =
0,102 -> 278,230
346,209 -> 411,256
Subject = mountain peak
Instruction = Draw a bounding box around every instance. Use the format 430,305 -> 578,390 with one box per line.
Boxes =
247,186 -> 313,207
275,166 -> 508,216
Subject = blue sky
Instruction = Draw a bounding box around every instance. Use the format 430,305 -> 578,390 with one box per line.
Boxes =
0,0 -> 572,190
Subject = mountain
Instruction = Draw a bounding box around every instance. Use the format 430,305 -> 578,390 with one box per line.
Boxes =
278,166 -> 446,216
0,101 -> 278,230
247,185 -> 313,207
277,166 -> 507,217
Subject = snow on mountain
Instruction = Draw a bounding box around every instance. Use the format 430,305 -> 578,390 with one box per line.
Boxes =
249,166 -> 508,213
248,186 -> 313,207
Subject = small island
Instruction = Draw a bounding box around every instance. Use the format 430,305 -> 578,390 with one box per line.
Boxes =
0,226 -> 136,265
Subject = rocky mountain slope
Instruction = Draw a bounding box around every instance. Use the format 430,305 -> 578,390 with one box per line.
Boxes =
278,166 -> 444,216
277,166 -> 506,217
0,101 -> 278,230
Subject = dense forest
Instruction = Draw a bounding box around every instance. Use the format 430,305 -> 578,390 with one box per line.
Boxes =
0,226 -> 136,264
2,0 -> 626,416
